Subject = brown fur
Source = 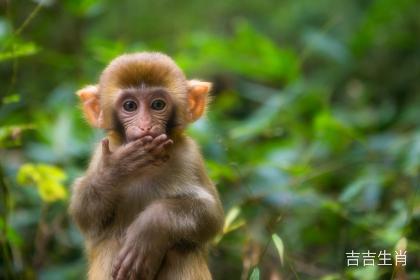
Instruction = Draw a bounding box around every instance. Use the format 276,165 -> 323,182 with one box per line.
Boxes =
99,52 -> 189,131
69,52 -> 223,280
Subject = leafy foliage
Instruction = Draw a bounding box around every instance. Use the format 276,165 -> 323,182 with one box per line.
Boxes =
17,163 -> 67,202
0,0 -> 419,279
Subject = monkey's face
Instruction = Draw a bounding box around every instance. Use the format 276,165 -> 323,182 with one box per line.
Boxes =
77,53 -> 211,141
115,87 -> 175,142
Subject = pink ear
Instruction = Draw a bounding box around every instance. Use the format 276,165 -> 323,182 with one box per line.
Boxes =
187,80 -> 212,122
76,85 -> 103,128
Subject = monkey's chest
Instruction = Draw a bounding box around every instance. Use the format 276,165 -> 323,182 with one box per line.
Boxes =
114,178 -> 164,227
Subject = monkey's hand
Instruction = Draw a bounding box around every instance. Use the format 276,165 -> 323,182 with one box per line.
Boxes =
112,216 -> 170,280
100,134 -> 173,179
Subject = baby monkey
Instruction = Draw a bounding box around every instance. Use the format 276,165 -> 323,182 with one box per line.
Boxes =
69,52 -> 224,280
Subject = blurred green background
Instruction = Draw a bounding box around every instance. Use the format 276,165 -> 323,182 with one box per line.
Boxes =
0,0 -> 419,279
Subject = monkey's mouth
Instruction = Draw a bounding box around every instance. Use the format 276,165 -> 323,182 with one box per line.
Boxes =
125,126 -> 161,142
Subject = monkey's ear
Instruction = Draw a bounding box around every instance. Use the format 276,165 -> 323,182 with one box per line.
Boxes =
76,85 -> 103,128
187,80 -> 212,122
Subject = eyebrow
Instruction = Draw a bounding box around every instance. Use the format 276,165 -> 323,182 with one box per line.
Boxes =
120,87 -> 169,101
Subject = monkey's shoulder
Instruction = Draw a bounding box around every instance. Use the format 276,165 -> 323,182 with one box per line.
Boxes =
172,136 -> 206,164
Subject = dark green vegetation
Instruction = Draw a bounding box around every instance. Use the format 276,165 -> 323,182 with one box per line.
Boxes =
0,0 -> 419,279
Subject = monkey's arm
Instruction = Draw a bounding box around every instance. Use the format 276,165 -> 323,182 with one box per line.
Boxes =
70,135 -> 172,236
69,168 -> 120,236
69,140 -> 127,235
112,190 -> 223,280
151,194 -> 224,245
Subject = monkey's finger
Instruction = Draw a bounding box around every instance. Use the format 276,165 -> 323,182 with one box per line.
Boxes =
162,139 -> 174,149
115,250 -> 137,280
131,255 -> 146,280
128,267 -> 135,280
132,137 -> 154,156
121,138 -> 148,157
128,271 -> 136,280
139,135 -> 154,145
112,245 -> 132,278
153,134 -> 168,144
145,134 -> 168,151
123,137 -> 152,156
142,253 -> 164,280
152,139 -> 173,155
127,138 -> 144,148
102,138 -> 111,157
127,264 -> 140,280
134,130 -> 150,141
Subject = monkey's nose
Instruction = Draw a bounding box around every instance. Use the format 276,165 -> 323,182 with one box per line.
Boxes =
140,126 -> 152,132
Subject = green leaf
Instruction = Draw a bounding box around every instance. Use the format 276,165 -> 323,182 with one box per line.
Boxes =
230,82 -> 303,140
223,206 -> 245,234
339,168 -> 384,209
17,163 -> 68,202
339,180 -> 365,203
272,233 -> 285,266
303,29 -> 350,64
249,267 -> 260,280
0,124 -> 34,148
6,225 -> 23,247
0,42 -> 39,62
64,0 -> 104,16
87,37 -> 128,64
176,20 -> 300,83
0,218 -> 23,247
320,274 -> 342,280
2,94 -> 20,104
313,111 -> 360,151
224,207 -> 241,231
206,160 -> 236,182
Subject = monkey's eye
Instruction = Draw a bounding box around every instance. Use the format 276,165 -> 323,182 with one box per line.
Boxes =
151,99 -> 166,111
123,100 -> 138,112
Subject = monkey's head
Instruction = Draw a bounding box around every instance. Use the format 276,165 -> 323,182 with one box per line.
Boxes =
77,52 -> 211,143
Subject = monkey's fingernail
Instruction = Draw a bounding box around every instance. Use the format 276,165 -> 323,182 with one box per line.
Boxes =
156,134 -> 167,141
102,138 -> 111,155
